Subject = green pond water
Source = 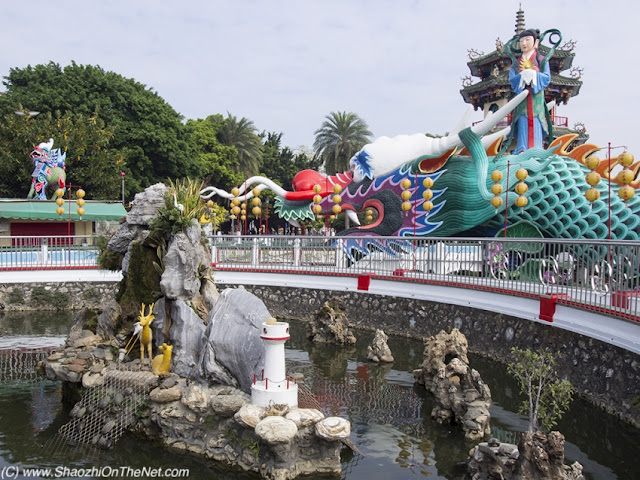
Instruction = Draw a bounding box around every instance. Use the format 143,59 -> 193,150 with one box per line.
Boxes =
0,311 -> 638,479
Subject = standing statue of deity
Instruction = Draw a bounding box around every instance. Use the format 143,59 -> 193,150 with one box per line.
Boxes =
508,28 -> 551,153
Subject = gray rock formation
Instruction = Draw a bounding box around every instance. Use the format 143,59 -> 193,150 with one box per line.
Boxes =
96,300 -> 121,340
198,287 -> 268,392
151,297 -> 169,349
414,328 -> 491,441
160,223 -> 210,301
169,300 -> 206,378
467,433 -> 584,480
308,297 -> 356,345
107,183 -> 168,254
366,329 -> 394,363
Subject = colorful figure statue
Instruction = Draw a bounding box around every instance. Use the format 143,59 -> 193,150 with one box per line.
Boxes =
27,138 -> 66,200
508,28 -> 551,154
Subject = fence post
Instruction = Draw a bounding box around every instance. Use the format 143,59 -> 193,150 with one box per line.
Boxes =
294,239 -> 301,267
251,238 -> 259,267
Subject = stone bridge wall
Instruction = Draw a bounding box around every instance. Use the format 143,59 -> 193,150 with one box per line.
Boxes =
236,284 -> 640,429
0,281 -> 119,311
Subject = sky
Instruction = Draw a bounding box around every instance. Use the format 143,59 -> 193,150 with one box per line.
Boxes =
1,0 -> 638,159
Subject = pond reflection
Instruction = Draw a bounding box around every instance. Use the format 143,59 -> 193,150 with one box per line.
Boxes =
0,312 -> 638,479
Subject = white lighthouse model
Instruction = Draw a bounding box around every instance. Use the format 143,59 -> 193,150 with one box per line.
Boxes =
251,317 -> 298,408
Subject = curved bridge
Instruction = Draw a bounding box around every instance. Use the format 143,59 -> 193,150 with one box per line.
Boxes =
210,235 -> 640,355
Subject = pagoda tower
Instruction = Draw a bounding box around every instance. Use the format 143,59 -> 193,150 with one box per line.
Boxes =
460,6 -> 587,145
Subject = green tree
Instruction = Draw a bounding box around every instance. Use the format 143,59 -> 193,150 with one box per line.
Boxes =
217,113 -> 263,178
507,347 -> 575,433
186,115 -> 243,189
0,62 -> 195,198
259,132 -> 322,189
0,108 -> 123,199
313,111 -> 372,175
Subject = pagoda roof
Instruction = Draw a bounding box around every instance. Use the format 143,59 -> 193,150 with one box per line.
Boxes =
467,45 -> 576,77
460,72 -> 582,108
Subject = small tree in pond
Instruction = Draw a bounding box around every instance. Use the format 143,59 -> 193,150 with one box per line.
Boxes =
507,347 -> 575,433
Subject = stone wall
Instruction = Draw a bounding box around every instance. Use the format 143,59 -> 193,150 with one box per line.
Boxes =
0,282 -> 119,311
236,284 -> 640,429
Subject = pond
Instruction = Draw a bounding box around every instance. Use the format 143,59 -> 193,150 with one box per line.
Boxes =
0,311 -> 638,479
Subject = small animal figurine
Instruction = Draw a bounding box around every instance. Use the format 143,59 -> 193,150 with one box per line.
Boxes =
151,343 -> 173,375
138,303 -> 155,362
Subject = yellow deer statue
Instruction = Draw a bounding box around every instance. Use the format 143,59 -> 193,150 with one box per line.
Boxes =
137,303 -> 155,362
151,343 -> 173,375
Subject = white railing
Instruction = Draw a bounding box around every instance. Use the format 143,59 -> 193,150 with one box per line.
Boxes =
209,235 -> 640,323
0,235 -> 100,270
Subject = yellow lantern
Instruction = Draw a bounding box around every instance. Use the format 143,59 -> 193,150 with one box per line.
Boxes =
332,194 -> 342,204
619,185 -> 635,200
515,182 -> 528,195
207,200 -> 214,208
365,209 -> 372,216
422,189 -> 434,200
422,201 -> 434,211
491,196 -> 503,209
586,172 -> 601,186
241,203 -> 247,210
56,206 -> 65,216
617,169 -> 635,185
585,155 -> 600,170
490,184 -> 503,195
401,201 -> 411,211
313,184 -> 322,194
76,198 -> 85,207
490,170 -> 503,183
330,215 -> 336,220
585,188 -> 601,202
366,215 -> 373,222
313,194 -> 322,204
313,204 -> 322,214
252,187 -> 260,197
618,152 -> 634,167
252,206 -> 261,215
240,215 -> 246,221
232,198 -> 240,206
401,178 -> 411,189
332,204 -> 342,214
401,190 -> 412,201
55,197 -> 65,206
333,184 -> 342,194
252,197 -> 261,206
515,168 -> 528,181
55,188 -> 65,198
77,207 -> 85,217
231,187 -> 240,196
423,177 -> 434,188
515,196 -> 528,207
76,189 -> 85,199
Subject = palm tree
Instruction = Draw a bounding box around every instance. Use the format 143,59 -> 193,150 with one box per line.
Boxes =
217,113 -> 263,178
313,111 -> 373,175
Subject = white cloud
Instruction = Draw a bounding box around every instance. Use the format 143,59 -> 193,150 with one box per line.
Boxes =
1,0 -> 637,157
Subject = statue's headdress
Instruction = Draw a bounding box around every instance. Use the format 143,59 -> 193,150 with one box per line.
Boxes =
519,28 -> 540,40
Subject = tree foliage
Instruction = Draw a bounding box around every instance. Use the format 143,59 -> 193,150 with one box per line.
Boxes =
217,113 -> 263,178
507,347 -> 575,433
313,111 -> 372,175
260,132 -> 322,189
186,115 -> 243,189
0,62 -> 195,199
0,109 -> 122,199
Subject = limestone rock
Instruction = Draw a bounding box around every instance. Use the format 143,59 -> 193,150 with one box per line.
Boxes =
515,431 -> 584,480
415,329 -> 491,441
366,329 -> 394,363
210,393 -> 249,417
181,384 -> 210,413
124,183 -> 169,227
169,300 -> 205,377
286,408 -> 325,428
234,404 -> 265,429
255,416 -> 298,445
151,297 -> 170,349
315,416 -> 351,441
96,300 -> 121,340
198,287 -> 268,392
160,228 -> 209,301
308,297 -> 356,345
